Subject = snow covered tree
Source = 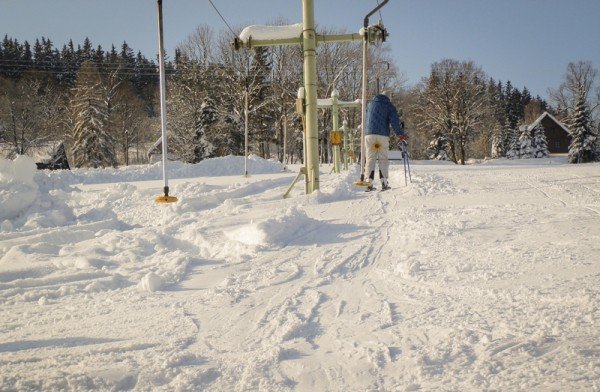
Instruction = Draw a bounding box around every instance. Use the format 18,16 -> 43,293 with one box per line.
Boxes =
195,98 -> 217,159
490,123 -> 503,158
504,125 -> 519,159
518,125 -> 533,158
568,91 -> 597,163
70,61 -> 116,168
168,58 -> 215,163
550,61 -> 599,163
426,131 -> 450,160
531,123 -> 549,158
0,76 -> 52,157
415,59 -> 487,164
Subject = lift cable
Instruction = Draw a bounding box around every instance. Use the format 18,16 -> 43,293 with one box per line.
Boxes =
207,0 -> 237,38
375,0 -> 385,24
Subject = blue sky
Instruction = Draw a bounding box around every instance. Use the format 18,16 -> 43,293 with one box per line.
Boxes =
2,0 -> 599,99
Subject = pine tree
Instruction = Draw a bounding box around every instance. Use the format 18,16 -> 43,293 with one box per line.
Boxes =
518,125 -> 533,158
532,123 -> 549,158
426,131 -> 450,160
505,124 -> 519,159
81,37 -> 93,61
195,98 -> 217,160
501,114 -> 513,156
168,57 -> 214,163
70,61 -> 116,168
491,124 -> 503,158
568,92 -> 597,163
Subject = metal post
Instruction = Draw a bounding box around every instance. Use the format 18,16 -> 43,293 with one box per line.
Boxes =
359,32 -> 368,183
302,0 -> 319,193
283,114 -> 287,170
341,120 -> 349,170
331,89 -> 340,173
154,0 -> 177,203
244,55 -> 250,177
244,89 -> 249,177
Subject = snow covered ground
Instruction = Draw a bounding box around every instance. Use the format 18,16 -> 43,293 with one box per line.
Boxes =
1,154 -> 599,391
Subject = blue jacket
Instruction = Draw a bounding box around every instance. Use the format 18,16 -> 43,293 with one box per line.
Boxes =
365,94 -> 405,137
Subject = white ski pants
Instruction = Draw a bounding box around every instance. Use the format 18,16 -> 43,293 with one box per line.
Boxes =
364,134 -> 390,183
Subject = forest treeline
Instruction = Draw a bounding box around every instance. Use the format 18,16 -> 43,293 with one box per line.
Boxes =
0,27 -> 598,168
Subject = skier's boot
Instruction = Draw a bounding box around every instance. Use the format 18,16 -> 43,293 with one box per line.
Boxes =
381,179 -> 391,191
365,171 -> 376,192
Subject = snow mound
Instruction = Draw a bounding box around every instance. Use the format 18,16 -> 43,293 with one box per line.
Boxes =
225,206 -> 320,248
310,165 -> 362,203
0,156 -> 38,222
0,156 -> 75,230
138,272 -> 164,292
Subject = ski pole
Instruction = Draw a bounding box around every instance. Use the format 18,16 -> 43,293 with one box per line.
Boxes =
404,141 -> 412,183
402,148 -> 407,186
402,140 -> 412,186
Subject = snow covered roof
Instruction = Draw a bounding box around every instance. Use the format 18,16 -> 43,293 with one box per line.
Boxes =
317,98 -> 361,108
239,23 -> 303,42
317,98 -> 333,107
528,111 -> 570,134
147,136 -> 162,156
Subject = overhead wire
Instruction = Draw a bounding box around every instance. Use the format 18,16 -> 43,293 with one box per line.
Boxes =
207,0 -> 237,38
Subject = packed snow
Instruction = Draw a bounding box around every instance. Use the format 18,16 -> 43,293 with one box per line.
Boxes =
239,23 -> 303,42
1,154 -> 599,391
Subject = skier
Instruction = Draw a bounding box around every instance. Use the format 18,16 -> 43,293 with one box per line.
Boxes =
364,92 -> 407,191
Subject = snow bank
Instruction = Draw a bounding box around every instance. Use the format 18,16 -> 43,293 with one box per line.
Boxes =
0,156 -> 75,231
50,154 -> 285,186
239,23 -> 302,42
0,156 -> 37,222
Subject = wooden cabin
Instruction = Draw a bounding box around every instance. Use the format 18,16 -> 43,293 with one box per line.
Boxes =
528,112 -> 571,153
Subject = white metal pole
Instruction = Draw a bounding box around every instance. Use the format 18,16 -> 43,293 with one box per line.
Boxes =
244,89 -> 249,177
154,0 -> 176,203
158,0 -> 168,190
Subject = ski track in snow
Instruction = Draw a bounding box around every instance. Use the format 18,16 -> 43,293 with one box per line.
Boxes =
1,157 -> 599,391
